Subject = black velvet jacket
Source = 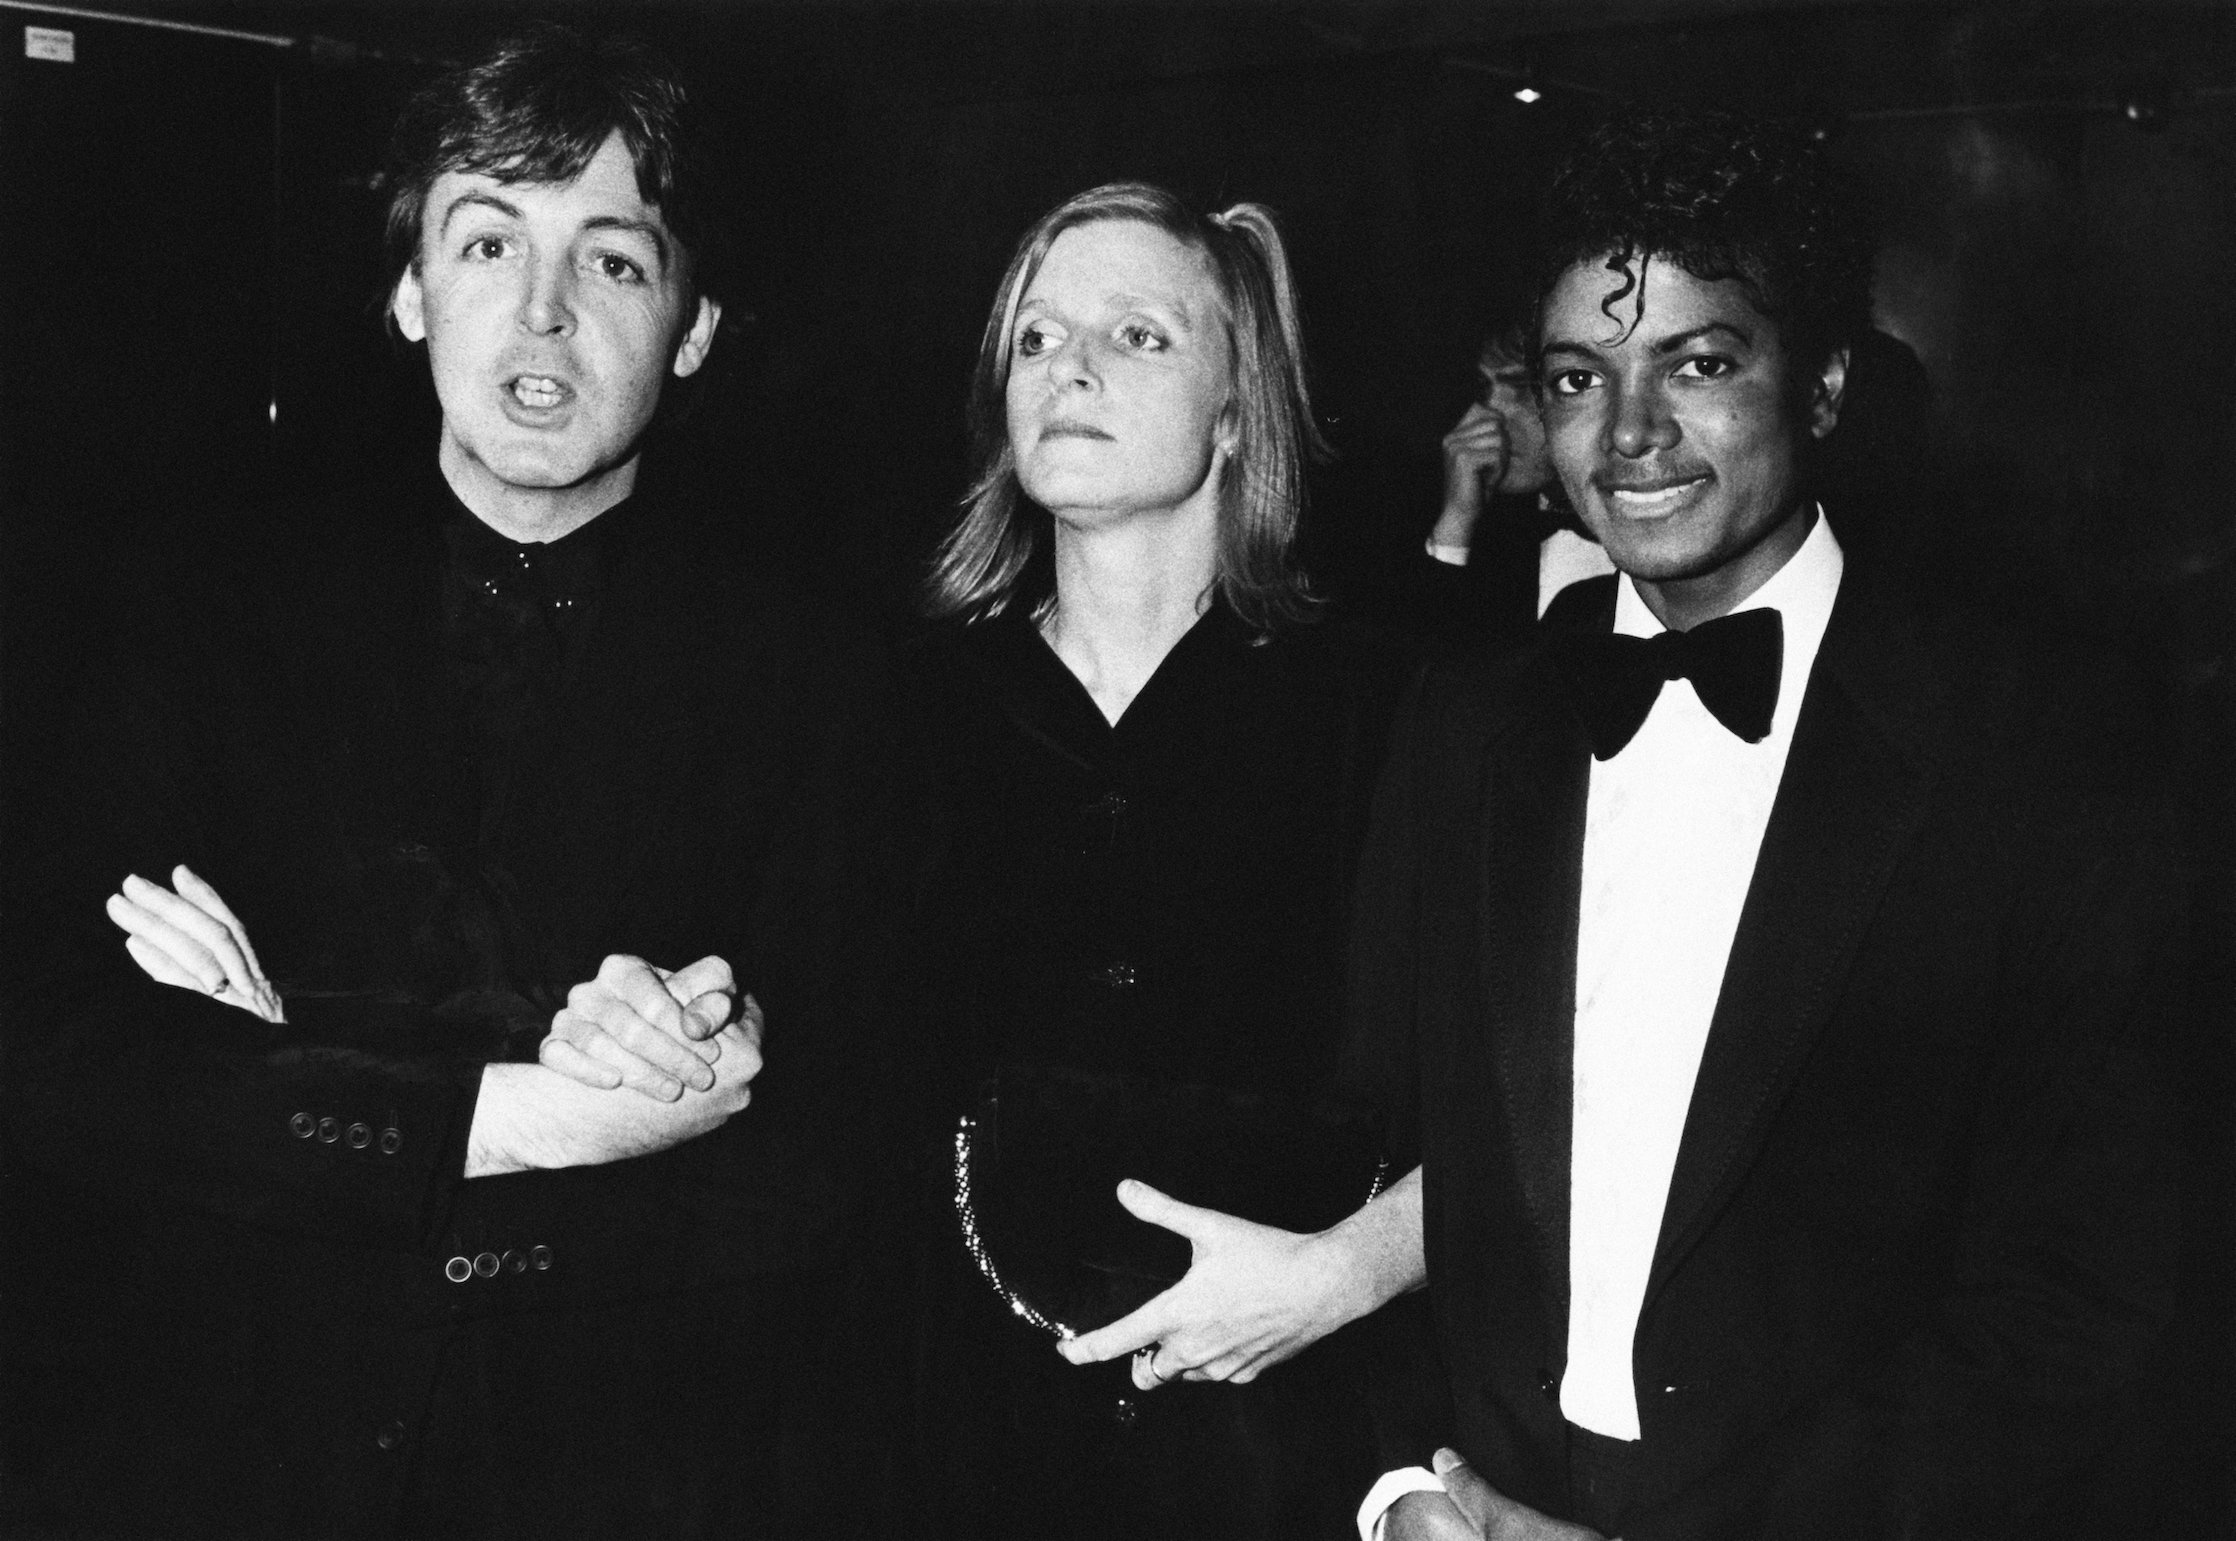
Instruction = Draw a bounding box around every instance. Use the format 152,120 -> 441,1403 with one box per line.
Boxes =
1,456 -> 893,1539
890,599 -> 1412,1540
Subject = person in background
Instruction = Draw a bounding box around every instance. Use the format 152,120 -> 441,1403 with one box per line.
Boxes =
0,25 -> 887,1539
1422,311 -> 1611,633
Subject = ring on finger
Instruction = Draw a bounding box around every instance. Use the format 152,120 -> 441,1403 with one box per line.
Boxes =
1134,1347 -> 1173,1386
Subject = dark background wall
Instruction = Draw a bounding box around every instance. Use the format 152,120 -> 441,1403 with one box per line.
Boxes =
2,0 -> 2229,1529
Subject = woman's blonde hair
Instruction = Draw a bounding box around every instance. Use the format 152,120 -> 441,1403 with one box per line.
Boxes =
924,182 -> 1328,632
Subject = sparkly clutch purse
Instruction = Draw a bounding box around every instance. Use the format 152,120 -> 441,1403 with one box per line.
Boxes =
953,1065 -> 1389,1339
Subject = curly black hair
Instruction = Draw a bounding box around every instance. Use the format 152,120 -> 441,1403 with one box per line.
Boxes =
1533,108 -> 1876,372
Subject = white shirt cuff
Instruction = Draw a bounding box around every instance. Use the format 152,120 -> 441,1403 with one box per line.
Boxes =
1425,536 -> 1472,568
1357,1465 -> 1445,1541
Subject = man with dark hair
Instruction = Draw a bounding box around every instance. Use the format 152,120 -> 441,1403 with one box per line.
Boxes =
1346,106 -> 2182,1539
1,25 -> 882,1539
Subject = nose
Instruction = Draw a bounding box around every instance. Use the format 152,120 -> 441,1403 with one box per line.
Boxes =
1607,375 -> 1677,459
518,255 -> 575,338
1050,331 -> 1099,394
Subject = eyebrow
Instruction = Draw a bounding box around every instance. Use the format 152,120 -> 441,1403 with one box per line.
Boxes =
1015,291 -> 1196,327
1540,320 -> 1755,364
437,189 -> 524,236
435,194 -> 671,268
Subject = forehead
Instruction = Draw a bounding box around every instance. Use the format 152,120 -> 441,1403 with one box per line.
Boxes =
1023,219 -> 1222,318
1541,252 -> 1782,355
423,130 -> 665,241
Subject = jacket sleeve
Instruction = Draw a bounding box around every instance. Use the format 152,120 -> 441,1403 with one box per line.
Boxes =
0,608 -> 486,1256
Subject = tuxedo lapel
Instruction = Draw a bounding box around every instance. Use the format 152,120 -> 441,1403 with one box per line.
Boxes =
1645,577 -> 1946,1304
1478,582 -> 1607,1332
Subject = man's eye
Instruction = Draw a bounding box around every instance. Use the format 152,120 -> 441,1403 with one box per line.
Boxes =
595,253 -> 646,283
1676,355 -> 1734,380
1546,369 -> 1598,397
467,236 -> 510,261
1119,324 -> 1166,352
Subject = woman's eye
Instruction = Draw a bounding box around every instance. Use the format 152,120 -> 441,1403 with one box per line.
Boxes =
1016,324 -> 1056,357
1119,324 -> 1166,352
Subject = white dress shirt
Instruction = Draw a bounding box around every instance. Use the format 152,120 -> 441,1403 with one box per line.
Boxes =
1563,510 -> 1843,1439
1359,512 -> 1844,1539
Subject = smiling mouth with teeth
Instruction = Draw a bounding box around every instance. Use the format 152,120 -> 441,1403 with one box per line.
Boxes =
1605,476 -> 1709,513
509,375 -> 568,409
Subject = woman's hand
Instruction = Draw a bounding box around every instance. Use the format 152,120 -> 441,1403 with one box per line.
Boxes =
106,866 -> 285,1024
1056,1168 -> 1425,1389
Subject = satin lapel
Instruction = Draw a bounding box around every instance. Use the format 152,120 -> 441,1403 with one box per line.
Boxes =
1480,584 -> 1607,1331
1645,577 -> 1945,1305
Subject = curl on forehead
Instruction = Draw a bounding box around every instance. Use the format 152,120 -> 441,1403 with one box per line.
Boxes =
1530,106 -> 1875,371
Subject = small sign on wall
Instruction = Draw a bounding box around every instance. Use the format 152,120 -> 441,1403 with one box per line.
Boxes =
25,25 -> 75,63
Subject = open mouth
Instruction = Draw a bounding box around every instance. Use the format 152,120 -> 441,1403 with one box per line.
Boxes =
1041,421 -> 1112,442
507,375 -> 572,411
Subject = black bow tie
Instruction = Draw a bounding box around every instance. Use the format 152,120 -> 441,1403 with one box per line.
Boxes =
1552,607 -> 1784,760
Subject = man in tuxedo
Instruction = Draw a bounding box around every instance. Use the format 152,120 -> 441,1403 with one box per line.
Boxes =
1346,109 -> 2183,1539
0,25 -> 884,1539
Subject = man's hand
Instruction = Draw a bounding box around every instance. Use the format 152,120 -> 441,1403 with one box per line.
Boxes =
1058,1166 -> 1425,1390
1430,403 -> 1515,551
537,954 -> 741,1100
1387,1450 -> 1609,1541
467,1010 -> 762,1178
106,866 -> 285,1024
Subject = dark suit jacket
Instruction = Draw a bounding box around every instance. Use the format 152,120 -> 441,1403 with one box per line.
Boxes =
1348,567 -> 2183,1540
0,457 -> 894,1539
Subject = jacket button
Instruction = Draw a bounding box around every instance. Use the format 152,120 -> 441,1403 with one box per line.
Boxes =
289,1112 -> 316,1139
529,1244 -> 553,1271
376,1420 -> 406,1451
1093,963 -> 1138,990
444,1256 -> 472,1284
316,1117 -> 340,1144
1537,1370 -> 1558,1401
346,1122 -> 371,1149
378,1127 -> 403,1155
473,1251 -> 500,1279
1085,792 -> 1129,818
502,1248 -> 526,1274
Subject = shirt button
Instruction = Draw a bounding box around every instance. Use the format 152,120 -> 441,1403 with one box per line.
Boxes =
316,1117 -> 340,1144
1537,1370 -> 1558,1401
529,1245 -> 553,1271
288,1112 -> 316,1139
346,1122 -> 371,1149
376,1420 -> 406,1451
1093,964 -> 1138,990
473,1251 -> 500,1279
378,1127 -> 403,1155
444,1256 -> 472,1284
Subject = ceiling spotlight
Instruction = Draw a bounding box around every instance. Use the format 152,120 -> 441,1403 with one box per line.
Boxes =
1514,85 -> 1542,104
2121,87 -> 2170,131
